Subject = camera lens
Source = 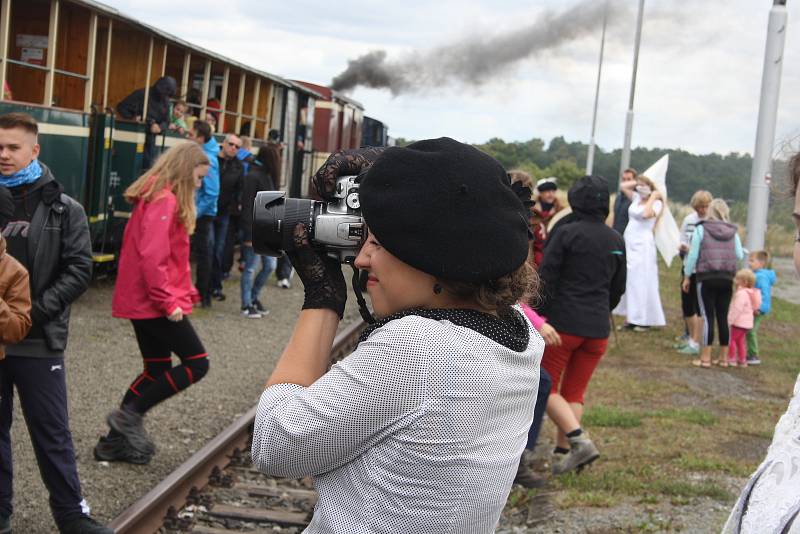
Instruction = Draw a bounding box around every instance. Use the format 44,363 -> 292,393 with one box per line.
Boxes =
252,191 -> 319,256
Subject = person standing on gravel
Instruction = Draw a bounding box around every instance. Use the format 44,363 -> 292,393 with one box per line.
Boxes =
535,175 -> 627,476
0,113 -> 112,534
238,146 -> 278,319
95,143 -> 211,466
252,139 -> 542,533
0,185 -> 31,361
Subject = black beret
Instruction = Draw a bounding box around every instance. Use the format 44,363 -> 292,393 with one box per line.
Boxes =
0,185 -> 12,228
359,137 -> 530,282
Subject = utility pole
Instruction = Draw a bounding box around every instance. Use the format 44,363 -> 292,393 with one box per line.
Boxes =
586,2 -> 608,175
746,0 -> 788,251
619,0 -> 645,178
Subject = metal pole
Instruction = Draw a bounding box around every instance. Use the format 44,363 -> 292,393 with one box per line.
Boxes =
586,2 -> 608,175
619,0 -> 645,177
746,0 -> 788,251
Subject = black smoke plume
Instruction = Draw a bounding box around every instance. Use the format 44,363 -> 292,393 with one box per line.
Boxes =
331,0 -> 626,95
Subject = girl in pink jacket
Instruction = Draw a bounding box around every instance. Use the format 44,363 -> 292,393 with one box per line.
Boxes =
727,269 -> 762,368
96,142 -> 211,464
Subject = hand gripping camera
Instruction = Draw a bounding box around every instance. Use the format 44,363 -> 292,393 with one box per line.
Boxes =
252,176 -> 366,263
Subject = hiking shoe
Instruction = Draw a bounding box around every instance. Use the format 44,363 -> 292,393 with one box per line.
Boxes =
277,278 -> 291,289
746,355 -> 761,366
106,408 -> 155,455
93,435 -> 152,465
514,462 -> 546,488
552,433 -> 599,475
58,515 -> 113,534
677,344 -> 699,355
0,515 -> 10,534
241,306 -> 262,319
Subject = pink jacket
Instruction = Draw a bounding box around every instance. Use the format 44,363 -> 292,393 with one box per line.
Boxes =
112,188 -> 199,319
728,287 -> 762,330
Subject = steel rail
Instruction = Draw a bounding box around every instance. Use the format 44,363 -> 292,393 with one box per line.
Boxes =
110,319 -> 366,534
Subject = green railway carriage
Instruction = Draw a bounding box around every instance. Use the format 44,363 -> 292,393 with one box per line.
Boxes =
0,0 -> 320,265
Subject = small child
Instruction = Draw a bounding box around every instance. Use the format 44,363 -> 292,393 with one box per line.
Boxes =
0,185 -> 32,360
168,100 -> 189,134
746,250 -> 777,366
727,269 -> 761,368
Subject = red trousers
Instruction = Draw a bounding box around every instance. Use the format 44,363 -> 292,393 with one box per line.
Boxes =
541,333 -> 608,404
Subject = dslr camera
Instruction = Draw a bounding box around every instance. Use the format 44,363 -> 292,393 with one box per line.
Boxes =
252,175 -> 365,263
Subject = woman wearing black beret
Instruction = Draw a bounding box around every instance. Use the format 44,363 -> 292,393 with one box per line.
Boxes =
251,138 -> 544,533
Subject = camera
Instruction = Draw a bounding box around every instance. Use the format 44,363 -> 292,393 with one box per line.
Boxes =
252,175 -> 366,263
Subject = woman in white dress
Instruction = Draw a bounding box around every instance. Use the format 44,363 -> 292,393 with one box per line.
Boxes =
613,175 -> 666,330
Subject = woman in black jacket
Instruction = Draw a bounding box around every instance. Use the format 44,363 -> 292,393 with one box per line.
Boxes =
535,175 -> 627,475
238,146 -> 277,318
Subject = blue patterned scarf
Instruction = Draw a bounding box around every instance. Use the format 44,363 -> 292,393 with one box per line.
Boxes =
0,159 -> 42,188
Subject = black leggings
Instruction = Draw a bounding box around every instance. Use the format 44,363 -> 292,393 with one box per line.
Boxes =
697,278 -> 732,346
121,317 -> 209,414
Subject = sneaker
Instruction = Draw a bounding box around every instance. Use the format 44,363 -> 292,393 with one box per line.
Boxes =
211,289 -> 226,301
746,355 -> 761,366
632,326 -> 650,332
200,298 -> 212,309
241,306 -> 262,319
253,299 -> 267,313
0,515 -> 10,534
58,515 -> 113,534
93,435 -> 152,465
277,278 -> 291,289
677,344 -> 700,355
552,433 -> 599,475
106,408 -> 155,455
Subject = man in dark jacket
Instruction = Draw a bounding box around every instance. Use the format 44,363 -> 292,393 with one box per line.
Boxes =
612,167 -> 637,236
535,175 -> 626,476
117,76 -> 177,170
210,134 -> 244,300
0,114 -> 111,533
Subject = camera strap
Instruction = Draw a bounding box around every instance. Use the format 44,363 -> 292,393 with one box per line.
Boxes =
350,263 -> 375,324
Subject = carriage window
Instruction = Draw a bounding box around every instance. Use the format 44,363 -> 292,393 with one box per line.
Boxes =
5,0 -> 51,105
52,1 -> 91,110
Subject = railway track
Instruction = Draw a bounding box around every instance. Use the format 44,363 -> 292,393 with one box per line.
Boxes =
109,320 -> 366,534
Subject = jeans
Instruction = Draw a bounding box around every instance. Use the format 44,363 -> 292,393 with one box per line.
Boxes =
276,253 -> 293,281
240,245 -> 277,308
194,216 -> 214,301
526,368 -> 552,450
211,214 -> 230,292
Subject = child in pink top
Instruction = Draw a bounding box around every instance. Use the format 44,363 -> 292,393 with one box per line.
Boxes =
521,302 -> 561,346
727,269 -> 762,367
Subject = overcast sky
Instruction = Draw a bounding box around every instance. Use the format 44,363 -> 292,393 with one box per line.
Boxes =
102,0 -> 800,156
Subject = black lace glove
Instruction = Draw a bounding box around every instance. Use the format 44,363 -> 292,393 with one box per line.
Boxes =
312,147 -> 386,200
286,223 -> 347,318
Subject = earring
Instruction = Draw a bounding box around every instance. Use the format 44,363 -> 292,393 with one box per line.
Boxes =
433,283 -> 443,295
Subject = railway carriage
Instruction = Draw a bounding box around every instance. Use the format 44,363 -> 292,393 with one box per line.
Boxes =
0,0 -> 323,264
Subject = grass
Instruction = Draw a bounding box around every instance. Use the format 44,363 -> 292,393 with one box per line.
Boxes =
647,407 -> 717,426
505,258 -> 798,527
583,406 -> 642,428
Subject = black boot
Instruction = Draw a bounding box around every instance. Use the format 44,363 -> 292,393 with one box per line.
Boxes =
58,516 -> 113,534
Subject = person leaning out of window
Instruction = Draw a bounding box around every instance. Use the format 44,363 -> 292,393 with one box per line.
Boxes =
251,138 -> 544,533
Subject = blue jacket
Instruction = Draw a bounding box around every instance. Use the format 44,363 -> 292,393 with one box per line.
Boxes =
195,137 -> 220,217
754,268 -> 777,314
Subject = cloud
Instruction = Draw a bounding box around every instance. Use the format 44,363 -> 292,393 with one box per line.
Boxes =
100,0 -> 800,154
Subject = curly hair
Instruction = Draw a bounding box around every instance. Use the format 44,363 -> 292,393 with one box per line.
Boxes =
439,261 -> 539,314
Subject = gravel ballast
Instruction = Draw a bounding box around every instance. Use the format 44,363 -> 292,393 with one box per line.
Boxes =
7,271 -> 363,532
